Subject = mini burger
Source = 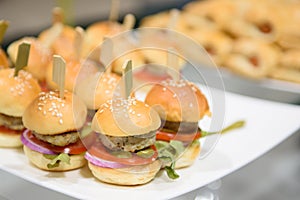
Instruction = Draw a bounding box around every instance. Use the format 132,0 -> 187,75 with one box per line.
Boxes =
86,97 -> 162,185
21,90 -> 88,171
0,69 -> 41,147
145,79 -> 210,169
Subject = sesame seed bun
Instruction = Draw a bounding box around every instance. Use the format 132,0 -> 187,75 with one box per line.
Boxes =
23,145 -> 86,171
87,160 -> 161,186
92,98 -> 161,137
7,37 -> 52,81
145,79 -> 210,122
75,72 -> 121,110
22,90 -> 87,135
0,69 -> 41,117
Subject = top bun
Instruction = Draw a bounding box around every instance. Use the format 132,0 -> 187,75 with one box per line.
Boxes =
0,48 -> 9,69
92,97 -> 161,137
0,69 -> 41,117
38,25 -> 78,60
82,21 -> 124,58
23,90 -> 87,135
7,37 -> 52,81
145,79 -> 210,122
75,72 -> 121,110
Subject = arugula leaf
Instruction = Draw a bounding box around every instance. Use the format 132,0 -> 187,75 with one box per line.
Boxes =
43,153 -> 70,169
154,140 -> 185,179
170,140 -> 185,155
165,162 -> 179,179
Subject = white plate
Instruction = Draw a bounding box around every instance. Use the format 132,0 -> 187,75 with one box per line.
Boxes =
1,91 -> 300,200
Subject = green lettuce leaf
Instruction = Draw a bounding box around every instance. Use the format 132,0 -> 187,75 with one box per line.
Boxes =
43,153 -> 70,169
136,148 -> 154,158
154,140 -> 186,179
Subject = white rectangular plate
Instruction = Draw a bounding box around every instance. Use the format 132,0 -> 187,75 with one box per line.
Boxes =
0,91 -> 300,200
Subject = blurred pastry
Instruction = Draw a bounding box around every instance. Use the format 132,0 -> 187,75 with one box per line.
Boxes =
187,29 -> 233,66
224,38 -> 280,78
222,2 -> 283,42
269,49 -> 300,83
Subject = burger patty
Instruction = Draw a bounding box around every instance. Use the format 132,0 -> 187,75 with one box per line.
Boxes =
33,131 -> 79,147
0,113 -> 24,130
161,120 -> 199,134
98,131 -> 156,152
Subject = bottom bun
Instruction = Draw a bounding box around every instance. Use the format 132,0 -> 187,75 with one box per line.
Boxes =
88,160 -> 162,186
23,146 -> 86,171
0,131 -> 22,148
175,141 -> 200,169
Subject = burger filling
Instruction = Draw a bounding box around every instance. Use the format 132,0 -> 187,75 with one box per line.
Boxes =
161,120 -> 199,134
0,113 -> 24,130
33,131 -> 79,147
98,130 -> 156,152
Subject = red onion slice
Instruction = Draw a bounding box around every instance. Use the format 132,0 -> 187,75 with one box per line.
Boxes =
21,129 -> 56,155
85,152 -> 128,169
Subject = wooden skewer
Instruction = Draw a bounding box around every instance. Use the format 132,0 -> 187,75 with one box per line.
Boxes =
167,9 -> 180,30
42,23 -> 63,48
74,26 -> 84,59
123,14 -> 136,30
52,55 -> 66,99
52,7 -> 64,24
14,42 -> 31,77
122,60 -> 133,99
109,0 -> 120,22
0,20 -> 9,44
167,47 -> 180,81
100,37 -> 114,73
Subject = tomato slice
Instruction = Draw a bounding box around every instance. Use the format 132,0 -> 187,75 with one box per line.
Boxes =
26,130 -> 88,155
0,126 -> 23,135
39,80 -> 49,92
88,141 -> 158,166
156,130 -> 201,142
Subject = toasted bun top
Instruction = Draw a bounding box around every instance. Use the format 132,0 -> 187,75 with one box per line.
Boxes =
145,79 -> 210,122
23,90 -> 87,135
46,58 -> 99,93
82,21 -> 124,58
0,69 -> 41,117
75,72 -> 121,110
0,48 -> 10,69
7,37 -> 52,81
39,25 -> 77,60
92,97 -> 161,137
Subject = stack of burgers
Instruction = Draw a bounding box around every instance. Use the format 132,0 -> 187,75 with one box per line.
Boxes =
0,3 -> 226,187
